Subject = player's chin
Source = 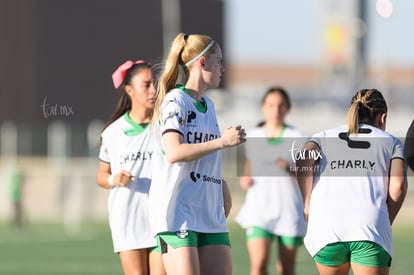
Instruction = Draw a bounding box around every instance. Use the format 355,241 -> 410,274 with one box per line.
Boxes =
210,78 -> 221,88
146,102 -> 155,109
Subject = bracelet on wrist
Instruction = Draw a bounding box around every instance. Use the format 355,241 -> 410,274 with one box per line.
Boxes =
108,174 -> 115,188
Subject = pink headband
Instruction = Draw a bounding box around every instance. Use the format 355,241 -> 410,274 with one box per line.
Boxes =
112,60 -> 146,89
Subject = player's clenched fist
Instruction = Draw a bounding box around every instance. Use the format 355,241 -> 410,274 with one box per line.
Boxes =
221,125 -> 246,148
113,170 -> 135,187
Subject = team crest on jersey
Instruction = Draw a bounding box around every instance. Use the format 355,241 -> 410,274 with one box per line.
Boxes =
164,111 -> 184,126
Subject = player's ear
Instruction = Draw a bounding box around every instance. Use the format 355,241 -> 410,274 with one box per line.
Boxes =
377,112 -> 387,130
124,85 -> 133,97
199,56 -> 206,68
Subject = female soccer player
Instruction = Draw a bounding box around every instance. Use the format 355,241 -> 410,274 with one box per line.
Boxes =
96,60 -> 165,275
297,89 -> 407,275
149,33 -> 246,275
236,86 -> 307,275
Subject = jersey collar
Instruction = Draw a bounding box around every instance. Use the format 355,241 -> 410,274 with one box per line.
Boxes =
123,112 -> 149,136
176,84 -> 207,113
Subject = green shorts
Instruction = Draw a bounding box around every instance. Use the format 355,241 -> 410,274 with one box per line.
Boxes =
156,230 -> 231,254
246,226 -> 303,247
149,245 -> 161,253
314,241 -> 392,267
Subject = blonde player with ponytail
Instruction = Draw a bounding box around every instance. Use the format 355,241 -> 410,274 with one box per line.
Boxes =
149,33 -> 246,275
297,89 -> 407,275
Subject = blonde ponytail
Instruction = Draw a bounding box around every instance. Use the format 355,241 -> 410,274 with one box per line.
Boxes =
152,33 -> 188,123
152,33 -> 215,124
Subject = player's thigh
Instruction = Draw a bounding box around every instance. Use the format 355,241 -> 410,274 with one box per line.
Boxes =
157,231 -> 200,275
199,244 -> 232,275
163,246 -> 200,275
351,263 -> 389,275
198,232 -> 232,275
315,262 -> 350,275
277,235 -> 302,261
149,248 -> 166,275
247,238 -> 272,265
277,243 -> 298,269
246,226 -> 273,263
118,249 -> 149,275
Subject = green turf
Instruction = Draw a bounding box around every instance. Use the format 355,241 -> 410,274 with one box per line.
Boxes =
0,223 -> 119,275
0,222 -> 412,274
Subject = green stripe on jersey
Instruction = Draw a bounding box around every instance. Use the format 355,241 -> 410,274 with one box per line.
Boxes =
176,84 -> 208,113
123,112 -> 149,136
266,125 -> 287,145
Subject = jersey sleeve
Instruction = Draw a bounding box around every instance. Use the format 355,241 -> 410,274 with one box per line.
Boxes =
308,131 -> 323,148
392,136 -> 405,160
160,96 -> 186,136
98,134 -> 110,163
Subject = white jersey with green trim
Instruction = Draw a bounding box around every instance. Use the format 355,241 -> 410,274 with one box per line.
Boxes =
236,125 -> 307,237
148,88 -> 227,234
304,123 -> 404,257
99,113 -> 156,252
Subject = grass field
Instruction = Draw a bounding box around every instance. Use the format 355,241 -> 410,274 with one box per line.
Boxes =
0,221 -> 413,275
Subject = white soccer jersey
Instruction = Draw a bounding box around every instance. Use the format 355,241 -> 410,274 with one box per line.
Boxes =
99,113 -> 156,252
148,88 -> 227,235
304,124 -> 404,257
236,126 -> 307,237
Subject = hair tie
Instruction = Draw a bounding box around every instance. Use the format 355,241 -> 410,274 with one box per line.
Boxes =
112,60 -> 146,89
185,40 -> 215,67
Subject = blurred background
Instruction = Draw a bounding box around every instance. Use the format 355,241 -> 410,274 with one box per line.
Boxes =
0,0 -> 413,273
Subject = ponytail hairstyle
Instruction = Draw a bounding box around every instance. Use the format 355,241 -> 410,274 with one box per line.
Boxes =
99,61 -> 152,145
347,88 -> 388,134
152,33 -> 216,123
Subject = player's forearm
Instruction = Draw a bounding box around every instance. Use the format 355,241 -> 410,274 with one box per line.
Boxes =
222,179 -> 232,218
296,157 -> 317,221
296,170 -> 313,221
96,171 -> 113,190
387,158 -> 408,224
164,137 -> 224,163
387,179 -> 408,224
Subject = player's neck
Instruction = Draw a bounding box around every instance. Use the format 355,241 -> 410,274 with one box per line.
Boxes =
128,108 -> 151,124
184,78 -> 206,101
265,123 -> 285,138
